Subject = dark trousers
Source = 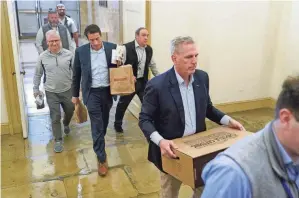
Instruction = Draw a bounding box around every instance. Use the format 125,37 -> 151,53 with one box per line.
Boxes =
46,89 -> 74,141
86,87 -> 112,163
115,78 -> 146,126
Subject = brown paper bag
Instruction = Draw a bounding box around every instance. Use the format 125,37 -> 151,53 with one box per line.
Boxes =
110,64 -> 135,95
74,100 -> 88,124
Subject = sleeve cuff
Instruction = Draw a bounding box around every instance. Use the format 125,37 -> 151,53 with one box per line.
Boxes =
220,115 -> 231,126
150,131 -> 164,146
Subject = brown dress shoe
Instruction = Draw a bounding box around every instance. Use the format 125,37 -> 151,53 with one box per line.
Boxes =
98,161 -> 108,176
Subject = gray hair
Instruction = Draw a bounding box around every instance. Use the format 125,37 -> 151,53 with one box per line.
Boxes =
46,30 -> 60,41
56,3 -> 65,9
170,36 -> 195,55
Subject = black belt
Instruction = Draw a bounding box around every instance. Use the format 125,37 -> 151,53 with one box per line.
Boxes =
91,86 -> 110,90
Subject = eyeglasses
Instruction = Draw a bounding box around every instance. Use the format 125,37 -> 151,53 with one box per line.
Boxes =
48,40 -> 60,44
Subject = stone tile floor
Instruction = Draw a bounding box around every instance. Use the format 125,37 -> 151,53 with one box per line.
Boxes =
1,107 -> 274,198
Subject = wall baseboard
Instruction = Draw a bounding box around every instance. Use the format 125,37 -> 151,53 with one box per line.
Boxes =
128,97 -> 276,119
127,96 -> 142,119
215,97 -> 276,113
1,123 -> 10,135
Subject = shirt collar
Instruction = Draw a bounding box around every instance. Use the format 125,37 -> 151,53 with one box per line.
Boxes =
174,67 -> 194,86
48,49 -> 62,55
90,43 -> 105,53
135,40 -> 147,49
272,127 -> 293,166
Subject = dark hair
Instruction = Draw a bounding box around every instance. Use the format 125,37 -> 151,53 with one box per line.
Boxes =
135,27 -> 147,36
84,24 -> 102,38
275,75 -> 299,121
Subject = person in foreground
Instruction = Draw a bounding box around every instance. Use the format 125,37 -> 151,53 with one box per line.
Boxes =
138,36 -> 245,198
72,24 -> 117,176
33,30 -> 74,153
201,76 -> 299,198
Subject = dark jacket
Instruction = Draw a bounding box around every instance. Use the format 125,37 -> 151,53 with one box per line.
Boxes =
72,42 -> 117,105
139,67 -> 225,171
124,40 -> 153,82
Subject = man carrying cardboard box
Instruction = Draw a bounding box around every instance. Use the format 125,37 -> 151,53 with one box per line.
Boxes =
138,36 -> 245,198
201,76 -> 299,198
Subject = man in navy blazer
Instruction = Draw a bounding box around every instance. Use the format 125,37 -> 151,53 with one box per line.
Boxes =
139,36 -> 245,197
72,24 -> 117,176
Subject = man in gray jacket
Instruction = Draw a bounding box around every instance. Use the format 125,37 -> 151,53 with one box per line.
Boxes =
33,30 -> 74,153
35,9 -> 74,54
201,76 -> 299,198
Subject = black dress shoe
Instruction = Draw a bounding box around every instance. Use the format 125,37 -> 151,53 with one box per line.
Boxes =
114,125 -> 124,133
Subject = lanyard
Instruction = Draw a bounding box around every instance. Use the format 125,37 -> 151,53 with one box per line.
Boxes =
281,178 -> 294,198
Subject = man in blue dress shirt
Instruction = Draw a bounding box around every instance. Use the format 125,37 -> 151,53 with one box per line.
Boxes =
201,76 -> 299,198
72,24 -> 117,176
138,36 -> 245,198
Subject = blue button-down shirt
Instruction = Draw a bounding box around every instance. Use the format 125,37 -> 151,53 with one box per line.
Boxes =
273,128 -> 299,189
174,69 -> 196,136
201,126 -> 299,198
90,44 -> 109,88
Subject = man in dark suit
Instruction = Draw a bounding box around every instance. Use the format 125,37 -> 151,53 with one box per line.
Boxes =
139,36 -> 245,198
72,24 -> 117,176
114,27 -> 159,133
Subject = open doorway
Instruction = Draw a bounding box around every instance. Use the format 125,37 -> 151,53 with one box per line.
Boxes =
15,0 -> 81,116
8,0 -> 123,138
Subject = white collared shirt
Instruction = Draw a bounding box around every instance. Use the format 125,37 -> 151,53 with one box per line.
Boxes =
117,40 -> 159,78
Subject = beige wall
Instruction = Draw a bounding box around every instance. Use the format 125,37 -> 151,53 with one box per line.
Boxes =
122,0 -> 146,117
1,68 -> 8,124
270,1 -> 299,99
122,0 -> 145,43
151,1 -> 277,104
95,0 -> 121,44
151,1 -> 299,103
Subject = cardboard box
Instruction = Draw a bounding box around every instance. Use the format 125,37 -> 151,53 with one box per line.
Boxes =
161,127 -> 252,189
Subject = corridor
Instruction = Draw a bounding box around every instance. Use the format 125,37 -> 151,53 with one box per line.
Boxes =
1,39 -> 275,198
1,105 -> 274,197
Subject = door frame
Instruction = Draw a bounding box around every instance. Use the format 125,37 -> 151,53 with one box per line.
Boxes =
1,1 -> 22,135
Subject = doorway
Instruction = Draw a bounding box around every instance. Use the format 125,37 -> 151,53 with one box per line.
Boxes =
15,0 -> 80,38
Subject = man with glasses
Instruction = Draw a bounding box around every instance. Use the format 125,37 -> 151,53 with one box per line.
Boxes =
35,9 -> 74,54
114,27 -> 159,133
33,30 -> 74,153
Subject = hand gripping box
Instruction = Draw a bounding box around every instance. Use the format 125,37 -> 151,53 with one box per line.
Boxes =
161,126 -> 252,189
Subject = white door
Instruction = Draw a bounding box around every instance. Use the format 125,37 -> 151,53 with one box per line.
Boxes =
7,1 -> 29,138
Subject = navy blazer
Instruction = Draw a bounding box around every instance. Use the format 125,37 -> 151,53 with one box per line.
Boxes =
139,67 -> 225,171
72,42 -> 117,105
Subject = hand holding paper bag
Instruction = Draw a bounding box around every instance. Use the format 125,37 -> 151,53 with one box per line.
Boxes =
110,64 -> 135,95
74,100 -> 88,124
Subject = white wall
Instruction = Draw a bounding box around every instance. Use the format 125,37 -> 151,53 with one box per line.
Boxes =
96,0 -> 121,43
151,1 -> 289,104
270,1 -> 299,99
122,0 -> 146,117
122,0 -> 145,43
1,69 -> 9,124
